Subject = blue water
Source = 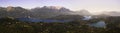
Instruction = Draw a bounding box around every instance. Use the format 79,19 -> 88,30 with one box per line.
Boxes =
82,16 -> 92,20
89,21 -> 106,28
16,18 -> 72,22
17,18 -> 107,28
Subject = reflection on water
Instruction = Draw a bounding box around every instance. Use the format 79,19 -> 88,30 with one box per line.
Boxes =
89,21 -> 106,28
17,18 -> 106,28
82,16 -> 92,20
16,18 -> 72,22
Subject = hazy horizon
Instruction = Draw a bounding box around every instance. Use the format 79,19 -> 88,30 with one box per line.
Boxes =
0,0 -> 120,13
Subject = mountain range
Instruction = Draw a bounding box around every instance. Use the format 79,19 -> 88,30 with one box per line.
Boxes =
100,11 -> 120,16
0,6 -> 120,19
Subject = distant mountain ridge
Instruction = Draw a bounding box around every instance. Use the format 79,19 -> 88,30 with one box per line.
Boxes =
73,9 -> 92,16
0,6 -> 31,18
98,11 -> 120,16
30,6 -> 73,19
0,6 -> 119,19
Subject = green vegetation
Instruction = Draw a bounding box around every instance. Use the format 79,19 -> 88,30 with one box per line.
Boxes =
0,17 -> 120,33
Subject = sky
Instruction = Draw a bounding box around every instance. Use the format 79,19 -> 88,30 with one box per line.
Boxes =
0,0 -> 120,13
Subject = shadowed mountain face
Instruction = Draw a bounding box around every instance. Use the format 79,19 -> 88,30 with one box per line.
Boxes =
31,6 -> 73,19
0,7 -> 7,17
0,6 -> 93,19
1,6 -> 120,20
0,6 -> 94,18
7,7 -> 31,18
48,15 -> 83,20
0,6 -> 31,18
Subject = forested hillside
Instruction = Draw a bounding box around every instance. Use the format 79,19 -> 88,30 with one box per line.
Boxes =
0,17 -> 120,33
